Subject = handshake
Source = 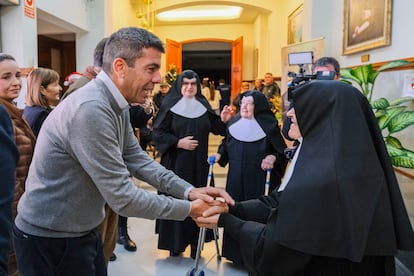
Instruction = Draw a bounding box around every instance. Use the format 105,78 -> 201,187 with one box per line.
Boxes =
188,186 -> 234,229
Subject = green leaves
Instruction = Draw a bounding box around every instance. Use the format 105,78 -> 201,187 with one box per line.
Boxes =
388,111 -> 414,133
376,60 -> 411,72
341,60 -> 414,168
371,98 -> 389,109
340,60 -> 412,101
376,106 -> 404,130
386,140 -> 414,168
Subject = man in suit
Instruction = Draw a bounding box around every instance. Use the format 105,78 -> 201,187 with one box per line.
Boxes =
216,78 -> 231,112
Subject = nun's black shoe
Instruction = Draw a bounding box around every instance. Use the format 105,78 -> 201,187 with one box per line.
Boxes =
169,251 -> 181,257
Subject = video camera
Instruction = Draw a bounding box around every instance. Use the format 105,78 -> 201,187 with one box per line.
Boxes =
287,51 -> 335,92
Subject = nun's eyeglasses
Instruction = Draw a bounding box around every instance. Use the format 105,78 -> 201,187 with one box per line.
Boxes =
240,101 -> 254,106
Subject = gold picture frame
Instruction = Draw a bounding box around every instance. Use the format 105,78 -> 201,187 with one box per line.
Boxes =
343,0 -> 392,55
288,4 -> 304,45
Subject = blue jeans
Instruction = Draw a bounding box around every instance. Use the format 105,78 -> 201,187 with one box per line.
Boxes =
13,224 -> 107,276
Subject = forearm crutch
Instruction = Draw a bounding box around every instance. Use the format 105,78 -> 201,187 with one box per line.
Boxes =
187,156 -> 221,276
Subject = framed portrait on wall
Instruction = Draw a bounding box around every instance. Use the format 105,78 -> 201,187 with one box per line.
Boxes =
343,0 -> 392,55
288,4 -> 304,45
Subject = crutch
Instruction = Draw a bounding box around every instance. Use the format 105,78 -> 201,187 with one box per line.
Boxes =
187,155 -> 220,276
264,169 -> 271,196
205,155 -> 221,260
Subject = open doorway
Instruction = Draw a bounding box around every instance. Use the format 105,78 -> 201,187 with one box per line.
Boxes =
166,37 -> 243,100
37,10 -> 79,93
182,41 -> 231,86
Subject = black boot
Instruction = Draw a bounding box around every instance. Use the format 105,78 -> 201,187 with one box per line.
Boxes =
117,216 -> 137,252
109,253 -> 117,262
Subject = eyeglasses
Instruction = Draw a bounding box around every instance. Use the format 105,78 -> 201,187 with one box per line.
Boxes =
240,101 -> 254,106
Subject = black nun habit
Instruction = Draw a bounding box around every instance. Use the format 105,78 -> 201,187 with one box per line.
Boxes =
217,90 -> 287,265
217,81 -> 414,275
152,70 -> 226,256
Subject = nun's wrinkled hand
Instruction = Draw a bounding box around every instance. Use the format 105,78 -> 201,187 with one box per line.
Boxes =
195,214 -> 220,229
220,105 -> 233,123
208,153 -> 221,164
177,136 -> 199,151
261,154 -> 276,170
137,99 -> 153,114
202,202 -> 229,217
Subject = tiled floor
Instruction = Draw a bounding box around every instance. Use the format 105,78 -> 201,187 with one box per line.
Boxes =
108,204 -> 248,276
108,134 -> 249,275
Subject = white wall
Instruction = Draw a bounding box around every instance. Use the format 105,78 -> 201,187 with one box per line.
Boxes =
36,0 -> 89,30
321,0 -> 414,68
75,0 -> 106,72
0,0 -> 106,71
1,5 -> 37,67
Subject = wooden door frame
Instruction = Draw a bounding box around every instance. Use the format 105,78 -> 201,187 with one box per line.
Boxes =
166,37 -> 243,102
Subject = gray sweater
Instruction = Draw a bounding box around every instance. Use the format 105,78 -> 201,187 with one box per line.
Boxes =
16,72 -> 192,238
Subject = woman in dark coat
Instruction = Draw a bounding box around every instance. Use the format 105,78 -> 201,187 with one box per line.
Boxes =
215,90 -> 287,265
197,80 -> 414,276
152,70 -> 226,258
0,105 -> 19,275
23,68 -> 61,137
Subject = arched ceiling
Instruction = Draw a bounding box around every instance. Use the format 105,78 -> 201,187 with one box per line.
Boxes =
130,0 -> 272,26
37,1 -> 274,41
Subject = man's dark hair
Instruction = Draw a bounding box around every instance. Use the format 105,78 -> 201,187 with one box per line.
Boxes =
313,57 -> 340,75
0,53 -> 15,63
102,27 -> 165,73
93,37 -> 108,67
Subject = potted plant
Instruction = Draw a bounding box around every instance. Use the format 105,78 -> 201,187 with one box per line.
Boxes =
165,64 -> 178,86
340,60 -> 414,168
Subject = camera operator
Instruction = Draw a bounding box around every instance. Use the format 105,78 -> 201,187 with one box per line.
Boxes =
288,56 -> 340,89
312,56 -> 340,80
283,57 -> 341,142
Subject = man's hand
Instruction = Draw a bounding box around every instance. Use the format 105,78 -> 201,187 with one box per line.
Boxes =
83,66 -> 97,80
177,136 -> 199,151
188,187 -> 234,206
189,199 -> 227,220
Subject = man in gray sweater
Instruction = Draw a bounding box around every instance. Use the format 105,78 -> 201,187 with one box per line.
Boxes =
13,27 -> 232,275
